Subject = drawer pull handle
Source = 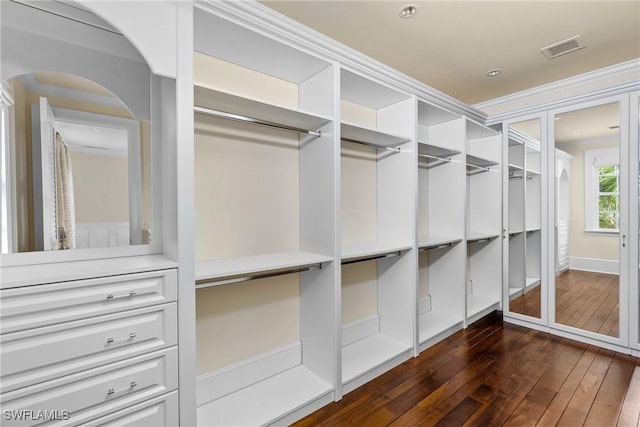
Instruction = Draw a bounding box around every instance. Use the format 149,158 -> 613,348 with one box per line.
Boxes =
107,381 -> 138,396
106,290 -> 137,300
106,332 -> 137,344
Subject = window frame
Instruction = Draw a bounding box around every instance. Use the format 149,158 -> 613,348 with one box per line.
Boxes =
584,146 -> 620,234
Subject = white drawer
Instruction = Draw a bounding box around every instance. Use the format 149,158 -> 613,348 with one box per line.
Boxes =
1,303 -> 177,393
0,269 -> 177,334
0,348 -> 178,427
77,392 -> 178,427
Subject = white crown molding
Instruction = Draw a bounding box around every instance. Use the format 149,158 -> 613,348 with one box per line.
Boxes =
475,58 -> 640,124
194,0 -> 487,123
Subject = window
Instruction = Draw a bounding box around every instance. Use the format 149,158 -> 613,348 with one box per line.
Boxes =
585,147 -> 619,233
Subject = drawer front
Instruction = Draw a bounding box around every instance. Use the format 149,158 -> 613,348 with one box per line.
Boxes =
1,304 -> 177,393
76,392 -> 178,427
0,269 -> 177,334
0,348 -> 178,427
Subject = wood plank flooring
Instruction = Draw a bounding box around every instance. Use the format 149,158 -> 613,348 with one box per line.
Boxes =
294,312 -> 640,427
509,270 -> 619,338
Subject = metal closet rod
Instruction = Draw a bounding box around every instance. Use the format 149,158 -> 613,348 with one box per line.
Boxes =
341,251 -> 402,265
194,105 -> 322,138
342,138 -> 401,153
419,242 -> 453,252
195,263 -> 323,289
417,153 -> 452,163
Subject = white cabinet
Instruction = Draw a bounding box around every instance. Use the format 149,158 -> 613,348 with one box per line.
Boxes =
77,392 -> 178,427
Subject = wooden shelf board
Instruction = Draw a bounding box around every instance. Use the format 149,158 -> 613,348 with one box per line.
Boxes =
467,293 -> 500,318
466,232 -> 500,243
196,251 -> 333,285
194,85 -> 331,132
419,236 -> 462,250
341,122 -> 411,147
342,333 -> 412,384
1,255 -> 177,289
197,365 -> 332,427
466,154 -> 498,169
341,243 -> 412,263
417,142 -> 461,159
419,309 -> 464,344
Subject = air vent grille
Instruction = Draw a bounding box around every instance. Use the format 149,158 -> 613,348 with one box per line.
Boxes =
541,36 -> 585,59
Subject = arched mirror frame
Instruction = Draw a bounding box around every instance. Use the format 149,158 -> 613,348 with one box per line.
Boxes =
0,0 -> 178,267
547,93 -> 631,349
502,112 -> 549,327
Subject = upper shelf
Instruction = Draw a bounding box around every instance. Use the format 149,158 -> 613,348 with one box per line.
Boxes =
342,243 -> 412,264
467,232 -> 500,243
341,122 -> 411,149
418,142 -> 461,160
419,236 -> 462,250
195,251 -> 333,288
466,119 -> 499,140
194,85 -> 331,136
466,154 -> 498,174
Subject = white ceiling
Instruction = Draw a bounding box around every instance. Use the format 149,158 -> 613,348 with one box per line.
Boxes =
261,1 -> 640,105
55,121 -> 128,156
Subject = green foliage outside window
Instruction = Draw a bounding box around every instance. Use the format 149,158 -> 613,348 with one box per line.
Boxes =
598,165 -> 619,229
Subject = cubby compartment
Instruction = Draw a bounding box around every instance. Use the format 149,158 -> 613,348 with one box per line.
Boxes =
416,102 -> 465,350
465,120 -> 502,323
194,6 -> 337,424
339,69 -> 415,394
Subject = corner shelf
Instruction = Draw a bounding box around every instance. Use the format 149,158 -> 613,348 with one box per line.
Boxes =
419,236 -> 462,251
197,365 -> 333,427
341,122 -> 411,151
341,243 -> 412,264
194,85 -> 331,136
195,251 -> 333,288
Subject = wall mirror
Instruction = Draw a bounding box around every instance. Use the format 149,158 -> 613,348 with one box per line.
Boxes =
507,118 -> 542,319
1,0 -> 153,255
553,101 -> 623,338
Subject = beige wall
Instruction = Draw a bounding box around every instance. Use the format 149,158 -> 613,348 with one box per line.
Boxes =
561,139 -> 619,261
70,151 -> 129,223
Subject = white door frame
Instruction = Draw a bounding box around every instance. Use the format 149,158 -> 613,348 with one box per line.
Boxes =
547,93 -> 630,349
629,90 -> 639,353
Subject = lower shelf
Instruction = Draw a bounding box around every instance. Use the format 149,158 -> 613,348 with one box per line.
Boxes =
467,293 -> 500,319
419,309 -> 463,345
509,285 -> 523,300
342,333 -> 412,387
197,365 -> 333,426
525,277 -> 541,292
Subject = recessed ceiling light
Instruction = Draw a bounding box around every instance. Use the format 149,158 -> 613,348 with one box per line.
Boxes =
486,69 -> 501,77
399,4 -> 417,19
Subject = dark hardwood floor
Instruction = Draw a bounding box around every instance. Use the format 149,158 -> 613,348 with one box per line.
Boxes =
294,312 -> 640,427
509,270 -> 619,337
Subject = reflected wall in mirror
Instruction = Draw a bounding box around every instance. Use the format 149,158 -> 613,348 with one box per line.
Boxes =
507,119 -> 542,319
554,102 -> 620,338
0,1 -> 153,254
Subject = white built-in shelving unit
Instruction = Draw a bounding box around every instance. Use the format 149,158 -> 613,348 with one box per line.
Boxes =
506,128 -> 542,302
416,102 -> 466,351
339,69 -> 416,394
193,6 -> 337,425
465,120 -> 503,324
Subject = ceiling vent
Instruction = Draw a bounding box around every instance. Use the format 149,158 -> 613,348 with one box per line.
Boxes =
541,36 -> 585,60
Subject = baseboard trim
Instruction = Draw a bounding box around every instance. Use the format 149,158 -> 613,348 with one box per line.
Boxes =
342,314 -> 379,347
569,257 -> 619,275
196,341 -> 301,406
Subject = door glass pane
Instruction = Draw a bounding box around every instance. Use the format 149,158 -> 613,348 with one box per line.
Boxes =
507,118 -> 542,319
554,102 -> 620,338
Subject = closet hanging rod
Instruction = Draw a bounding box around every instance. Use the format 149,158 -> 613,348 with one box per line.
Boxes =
509,175 -> 523,180
417,153 -> 452,162
341,251 -> 402,265
342,138 -> 401,153
467,237 -> 493,244
194,106 -> 322,138
419,243 -> 452,252
195,263 -> 323,289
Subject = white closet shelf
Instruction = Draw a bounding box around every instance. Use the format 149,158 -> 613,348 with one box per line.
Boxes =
466,232 -> 499,243
342,333 -> 412,385
526,227 -> 541,233
0,255 -> 178,289
194,85 -> 331,135
467,293 -> 500,318
508,137 -> 524,146
509,286 -> 523,300
419,308 -> 464,344
509,229 -> 524,235
525,277 -> 541,291
466,154 -> 498,169
195,251 -> 333,287
341,243 -> 412,264
341,122 -> 411,149
417,142 -> 461,160
509,164 -> 524,172
466,119 -> 499,140
196,365 -> 332,427
419,236 -> 462,250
